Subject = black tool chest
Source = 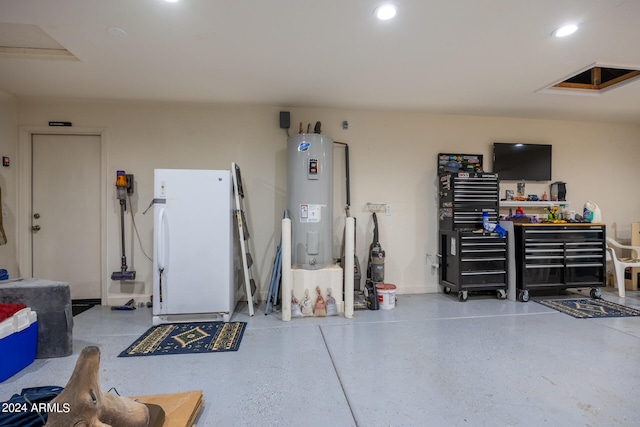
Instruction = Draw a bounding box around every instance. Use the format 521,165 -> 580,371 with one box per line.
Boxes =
438,171 -> 508,301
513,224 -> 606,302
438,172 -> 500,229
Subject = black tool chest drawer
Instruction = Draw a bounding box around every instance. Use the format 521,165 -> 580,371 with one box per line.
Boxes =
439,230 -> 508,301
438,172 -> 499,230
514,224 -> 606,301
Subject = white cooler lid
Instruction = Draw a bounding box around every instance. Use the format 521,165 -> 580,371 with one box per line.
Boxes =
0,308 -> 37,339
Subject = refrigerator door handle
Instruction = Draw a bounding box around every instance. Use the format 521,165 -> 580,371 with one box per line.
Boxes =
158,208 -> 167,270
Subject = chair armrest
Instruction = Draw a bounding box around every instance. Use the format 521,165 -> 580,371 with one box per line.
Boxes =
606,238 -> 640,259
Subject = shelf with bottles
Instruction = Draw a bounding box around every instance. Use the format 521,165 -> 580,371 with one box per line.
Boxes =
500,200 -> 570,208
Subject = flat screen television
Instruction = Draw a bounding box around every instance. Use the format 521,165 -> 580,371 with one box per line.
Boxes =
492,142 -> 552,181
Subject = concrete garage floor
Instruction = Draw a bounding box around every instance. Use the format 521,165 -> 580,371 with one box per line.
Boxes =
1,287 -> 639,427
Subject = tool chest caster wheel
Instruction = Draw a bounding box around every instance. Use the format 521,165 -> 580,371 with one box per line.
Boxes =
458,291 -> 468,302
519,290 -> 530,302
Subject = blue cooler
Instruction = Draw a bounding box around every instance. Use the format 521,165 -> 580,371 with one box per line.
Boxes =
0,307 -> 38,382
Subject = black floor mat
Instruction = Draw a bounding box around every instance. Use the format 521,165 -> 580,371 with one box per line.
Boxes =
72,299 -> 100,316
72,304 -> 94,316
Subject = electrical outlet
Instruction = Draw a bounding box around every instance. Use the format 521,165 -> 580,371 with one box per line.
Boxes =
385,204 -> 391,216
427,253 -> 439,270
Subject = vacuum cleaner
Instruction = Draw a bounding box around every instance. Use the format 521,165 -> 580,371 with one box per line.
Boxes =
111,170 -> 136,281
365,212 -> 385,310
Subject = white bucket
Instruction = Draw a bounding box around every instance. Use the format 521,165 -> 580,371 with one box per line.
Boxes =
376,284 -> 397,310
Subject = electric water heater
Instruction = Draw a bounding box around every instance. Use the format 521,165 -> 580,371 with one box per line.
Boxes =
287,134 -> 334,269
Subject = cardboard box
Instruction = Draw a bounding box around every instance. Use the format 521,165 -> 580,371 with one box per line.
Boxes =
0,307 -> 38,382
632,222 -> 640,246
622,222 -> 640,291
624,266 -> 640,291
131,390 -> 203,427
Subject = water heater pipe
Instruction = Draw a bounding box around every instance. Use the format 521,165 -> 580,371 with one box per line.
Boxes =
281,218 -> 292,321
334,141 -> 351,212
344,216 -> 355,318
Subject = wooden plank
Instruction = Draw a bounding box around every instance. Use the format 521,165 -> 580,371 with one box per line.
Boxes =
553,81 -> 596,90
598,70 -> 640,90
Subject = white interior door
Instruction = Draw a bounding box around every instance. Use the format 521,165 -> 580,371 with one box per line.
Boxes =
31,134 -> 102,300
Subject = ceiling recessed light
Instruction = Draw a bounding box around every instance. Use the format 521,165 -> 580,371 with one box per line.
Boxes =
553,24 -> 578,38
374,3 -> 398,20
106,27 -> 127,38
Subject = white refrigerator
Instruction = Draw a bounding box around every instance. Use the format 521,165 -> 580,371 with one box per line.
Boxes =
152,169 -> 237,325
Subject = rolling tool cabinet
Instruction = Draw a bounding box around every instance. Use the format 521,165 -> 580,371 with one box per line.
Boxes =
513,224 -> 606,302
437,170 -> 508,301
439,230 -> 508,301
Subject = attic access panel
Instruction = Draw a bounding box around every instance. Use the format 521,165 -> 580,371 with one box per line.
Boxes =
552,65 -> 640,92
0,23 -> 78,61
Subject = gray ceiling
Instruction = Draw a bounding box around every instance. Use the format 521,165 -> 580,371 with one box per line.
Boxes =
1,0 -> 640,124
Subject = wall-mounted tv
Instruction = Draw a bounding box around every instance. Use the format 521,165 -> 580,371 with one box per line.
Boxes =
492,142 -> 552,181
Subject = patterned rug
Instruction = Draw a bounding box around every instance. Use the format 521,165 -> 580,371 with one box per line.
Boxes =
119,321 -> 246,357
536,298 -> 640,319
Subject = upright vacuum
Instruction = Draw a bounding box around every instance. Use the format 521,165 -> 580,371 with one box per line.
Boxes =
111,171 -> 136,281
365,212 -> 385,310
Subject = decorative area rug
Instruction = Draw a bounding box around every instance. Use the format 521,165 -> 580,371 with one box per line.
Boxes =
119,321 -> 247,357
536,298 -> 640,319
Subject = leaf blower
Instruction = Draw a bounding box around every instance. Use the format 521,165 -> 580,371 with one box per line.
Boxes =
365,212 -> 385,310
111,170 -> 136,281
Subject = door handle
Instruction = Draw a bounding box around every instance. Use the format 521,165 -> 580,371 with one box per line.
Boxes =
31,225 -> 41,231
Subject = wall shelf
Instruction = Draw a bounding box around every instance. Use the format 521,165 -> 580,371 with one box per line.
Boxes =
500,200 -> 570,208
